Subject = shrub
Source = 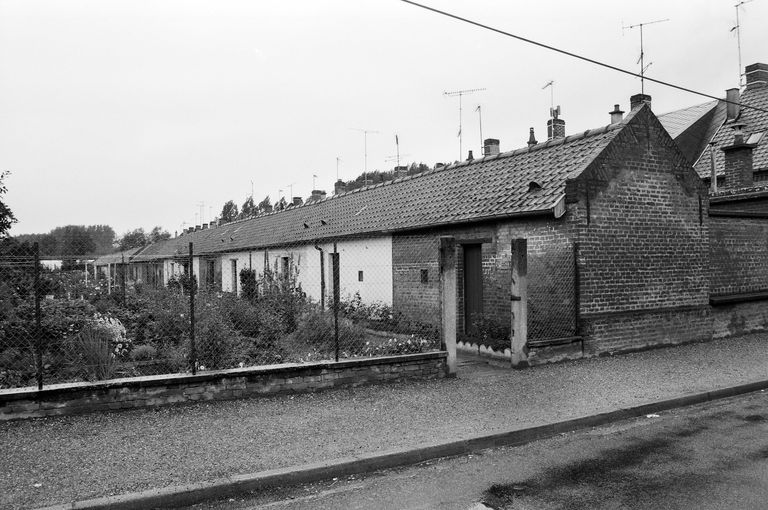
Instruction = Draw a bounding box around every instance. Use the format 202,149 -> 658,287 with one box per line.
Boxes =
469,314 -> 511,352
129,344 -> 157,362
286,309 -> 366,357
72,315 -> 128,381
195,304 -> 240,370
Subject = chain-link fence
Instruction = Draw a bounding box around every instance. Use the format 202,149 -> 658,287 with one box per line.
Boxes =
528,241 -> 578,342
0,240 -> 442,389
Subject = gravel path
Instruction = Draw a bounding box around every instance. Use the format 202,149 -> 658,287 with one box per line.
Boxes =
2,334 -> 768,509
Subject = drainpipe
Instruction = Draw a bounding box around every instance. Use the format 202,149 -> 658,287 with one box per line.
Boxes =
315,244 -> 325,310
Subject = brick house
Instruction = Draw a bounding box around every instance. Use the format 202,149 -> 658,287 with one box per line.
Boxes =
687,62 -> 768,339
123,96 -> 718,366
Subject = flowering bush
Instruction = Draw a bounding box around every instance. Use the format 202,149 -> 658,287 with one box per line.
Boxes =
359,335 -> 434,357
73,314 -> 129,381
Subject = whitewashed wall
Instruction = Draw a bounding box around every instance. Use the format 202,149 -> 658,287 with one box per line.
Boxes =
212,237 -> 393,305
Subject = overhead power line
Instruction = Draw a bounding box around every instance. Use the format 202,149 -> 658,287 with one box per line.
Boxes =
400,0 -> 768,115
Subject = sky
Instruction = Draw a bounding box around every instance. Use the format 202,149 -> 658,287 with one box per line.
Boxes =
1,0 -> 767,237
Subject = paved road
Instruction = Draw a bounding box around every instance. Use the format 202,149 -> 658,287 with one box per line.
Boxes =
185,390 -> 768,510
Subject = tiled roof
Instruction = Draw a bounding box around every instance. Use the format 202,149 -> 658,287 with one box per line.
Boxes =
658,101 -> 718,138
658,100 -> 726,165
183,124 -> 622,255
693,85 -> 768,178
93,247 -> 144,265
133,114 -> 633,258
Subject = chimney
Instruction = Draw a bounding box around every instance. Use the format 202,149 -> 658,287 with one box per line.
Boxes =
393,166 -> 408,179
201,223 -> 208,230
263,204 -> 273,213
721,122 -> 755,189
334,179 -> 347,194
483,138 -> 500,156
187,227 -> 194,233
292,196 -> 303,207
630,93 -> 652,110
310,189 -> 327,201
435,162 -> 445,169
209,221 -> 216,228
726,88 -> 740,121
194,225 -> 201,231
745,62 -> 768,90
609,104 -> 625,124
547,118 -> 565,140
527,127 -> 537,148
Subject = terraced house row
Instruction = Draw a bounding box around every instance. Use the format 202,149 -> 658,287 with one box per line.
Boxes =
95,62 -> 768,365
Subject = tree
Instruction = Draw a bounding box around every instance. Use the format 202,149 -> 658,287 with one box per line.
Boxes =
220,200 -> 238,222
0,171 -> 17,238
86,225 -> 116,254
240,196 -> 256,219
118,228 -> 148,251
257,195 -> 271,212
149,226 -> 170,244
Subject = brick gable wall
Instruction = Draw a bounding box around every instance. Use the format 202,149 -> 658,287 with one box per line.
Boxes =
710,217 -> 768,295
571,107 -> 712,353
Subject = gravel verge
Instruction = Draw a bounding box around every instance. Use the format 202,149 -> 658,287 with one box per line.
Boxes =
2,333 -> 767,509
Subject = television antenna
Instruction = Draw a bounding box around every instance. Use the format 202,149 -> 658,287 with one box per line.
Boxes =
336,156 -> 342,181
444,88 -> 485,160
384,134 -> 411,168
731,0 -> 754,89
349,128 -> 380,184
623,18 -> 669,94
475,105 -> 483,153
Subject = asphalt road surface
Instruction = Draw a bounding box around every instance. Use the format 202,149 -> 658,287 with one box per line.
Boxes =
185,390 -> 768,510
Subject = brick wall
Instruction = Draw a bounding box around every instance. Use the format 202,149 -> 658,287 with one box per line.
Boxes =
392,218 -> 575,341
712,301 -> 768,338
0,352 -> 447,421
572,106 -> 711,353
710,217 -> 768,295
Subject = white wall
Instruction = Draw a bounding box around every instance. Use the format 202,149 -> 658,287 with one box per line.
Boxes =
213,237 -> 393,305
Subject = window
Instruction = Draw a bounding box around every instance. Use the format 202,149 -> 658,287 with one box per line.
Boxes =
230,260 -> 237,293
420,269 -> 429,284
358,270 -> 364,282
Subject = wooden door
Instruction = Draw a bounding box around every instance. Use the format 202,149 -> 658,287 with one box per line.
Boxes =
463,244 -> 483,334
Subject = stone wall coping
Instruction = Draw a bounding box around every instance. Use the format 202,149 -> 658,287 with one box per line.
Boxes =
710,290 -> 768,306
0,351 -> 447,403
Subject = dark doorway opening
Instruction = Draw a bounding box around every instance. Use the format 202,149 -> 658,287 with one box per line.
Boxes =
463,243 -> 483,334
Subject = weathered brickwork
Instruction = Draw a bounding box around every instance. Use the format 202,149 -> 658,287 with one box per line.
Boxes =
710,217 -> 768,295
571,107 -> 711,352
712,301 -> 768,338
0,353 -> 447,421
581,307 -> 712,354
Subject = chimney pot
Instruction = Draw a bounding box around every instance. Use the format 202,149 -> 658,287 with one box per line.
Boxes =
310,189 -> 327,201
630,93 -> 652,110
466,150 -> 474,161
483,138 -> 500,156
609,104 -> 625,124
725,88 -> 740,121
745,62 -> 768,90
292,196 -> 303,206
527,127 -> 538,148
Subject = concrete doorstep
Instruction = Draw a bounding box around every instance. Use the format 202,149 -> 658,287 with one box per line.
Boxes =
35,379 -> 768,510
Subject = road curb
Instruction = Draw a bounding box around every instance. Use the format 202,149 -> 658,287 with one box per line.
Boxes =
37,379 -> 768,510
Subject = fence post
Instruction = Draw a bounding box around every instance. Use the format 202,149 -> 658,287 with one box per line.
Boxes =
33,242 -> 43,390
331,251 -> 340,362
510,239 -> 528,367
121,252 -> 127,306
439,236 -> 457,376
189,242 -> 196,375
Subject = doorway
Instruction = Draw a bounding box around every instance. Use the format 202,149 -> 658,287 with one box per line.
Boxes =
463,243 -> 483,334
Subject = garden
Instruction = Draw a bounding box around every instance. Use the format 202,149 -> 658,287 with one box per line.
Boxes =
0,265 -> 440,389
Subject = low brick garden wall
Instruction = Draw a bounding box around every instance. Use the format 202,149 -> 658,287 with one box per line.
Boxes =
0,352 -> 448,421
